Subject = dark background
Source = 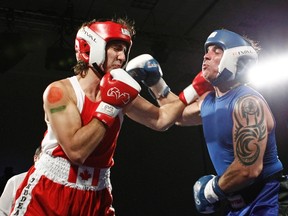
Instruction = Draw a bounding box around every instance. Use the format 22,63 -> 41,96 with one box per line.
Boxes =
0,0 -> 288,215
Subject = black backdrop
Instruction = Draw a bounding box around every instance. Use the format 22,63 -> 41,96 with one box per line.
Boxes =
0,18 -> 287,215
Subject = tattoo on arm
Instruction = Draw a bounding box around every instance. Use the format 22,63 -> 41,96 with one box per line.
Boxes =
47,86 -> 66,114
48,86 -> 63,103
50,105 -> 66,113
233,96 -> 266,166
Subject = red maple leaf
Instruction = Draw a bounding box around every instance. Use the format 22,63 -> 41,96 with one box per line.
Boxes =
79,169 -> 91,181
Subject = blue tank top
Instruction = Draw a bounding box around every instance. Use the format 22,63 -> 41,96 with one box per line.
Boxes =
201,85 -> 282,179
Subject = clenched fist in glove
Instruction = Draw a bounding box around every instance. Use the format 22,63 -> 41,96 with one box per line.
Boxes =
179,71 -> 214,105
93,68 -> 141,127
126,54 -> 170,99
193,175 -> 226,214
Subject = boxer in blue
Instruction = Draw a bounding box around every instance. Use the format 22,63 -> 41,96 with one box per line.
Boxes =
127,29 -> 287,215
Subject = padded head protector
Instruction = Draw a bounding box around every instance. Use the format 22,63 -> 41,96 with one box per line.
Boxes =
204,29 -> 258,86
75,21 -> 132,73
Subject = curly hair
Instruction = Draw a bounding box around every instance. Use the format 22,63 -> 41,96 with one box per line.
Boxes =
73,17 -> 136,77
242,35 -> 261,53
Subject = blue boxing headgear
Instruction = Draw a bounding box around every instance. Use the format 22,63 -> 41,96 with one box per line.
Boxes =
204,29 -> 258,86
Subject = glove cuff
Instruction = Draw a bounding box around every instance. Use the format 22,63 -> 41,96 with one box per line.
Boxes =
93,102 -> 120,127
212,176 -> 226,199
204,176 -> 226,204
179,84 -> 199,105
149,78 -> 170,99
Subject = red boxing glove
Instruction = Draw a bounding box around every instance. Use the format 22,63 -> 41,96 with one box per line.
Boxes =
94,69 -> 141,127
179,71 -> 213,105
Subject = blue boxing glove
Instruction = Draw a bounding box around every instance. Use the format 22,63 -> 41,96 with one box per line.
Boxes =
193,175 -> 226,214
126,54 -> 170,99
126,54 -> 162,86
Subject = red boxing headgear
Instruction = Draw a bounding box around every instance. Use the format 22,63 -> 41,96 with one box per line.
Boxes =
75,21 -> 132,71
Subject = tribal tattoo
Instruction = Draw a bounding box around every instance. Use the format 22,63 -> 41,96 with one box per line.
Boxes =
233,96 -> 266,166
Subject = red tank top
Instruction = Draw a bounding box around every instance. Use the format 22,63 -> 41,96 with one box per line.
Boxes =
45,76 -> 122,168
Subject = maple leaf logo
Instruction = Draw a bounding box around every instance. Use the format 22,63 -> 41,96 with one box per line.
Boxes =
79,169 -> 92,181
107,87 -> 131,104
